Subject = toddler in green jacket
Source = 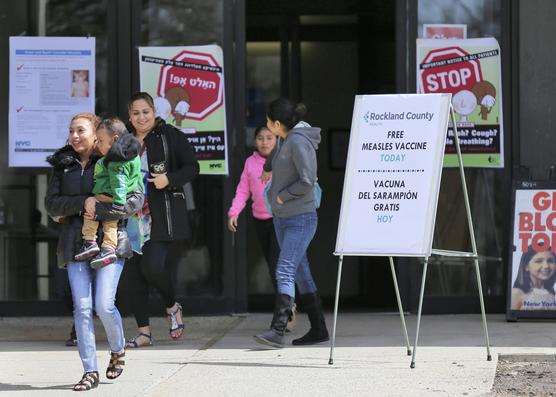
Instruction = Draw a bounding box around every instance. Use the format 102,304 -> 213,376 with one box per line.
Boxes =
75,118 -> 143,269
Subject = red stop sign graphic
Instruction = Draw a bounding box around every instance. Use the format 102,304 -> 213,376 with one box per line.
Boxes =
158,50 -> 223,121
419,47 -> 482,95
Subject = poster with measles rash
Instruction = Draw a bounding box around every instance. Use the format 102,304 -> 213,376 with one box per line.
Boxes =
417,38 -> 503,168
8,36 -> 95,167
139,45 -> 228,175
508,183 -> 556,318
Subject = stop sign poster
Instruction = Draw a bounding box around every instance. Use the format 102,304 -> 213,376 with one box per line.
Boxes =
417,38 -> 503,168
139,45 -> 228,175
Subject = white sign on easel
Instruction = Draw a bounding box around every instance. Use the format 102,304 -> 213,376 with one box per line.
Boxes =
328,93 -> 492,369
335,94 -> 451,257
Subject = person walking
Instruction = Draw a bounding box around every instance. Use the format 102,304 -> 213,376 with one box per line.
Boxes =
46,113 -> 143,391
121,92 -> 199,348
253,98 -> 329,348
228,125 -> 279,289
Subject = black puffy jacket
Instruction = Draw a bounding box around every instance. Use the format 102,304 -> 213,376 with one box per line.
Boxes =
45,145 -> 144,268
127,118 -> 199,241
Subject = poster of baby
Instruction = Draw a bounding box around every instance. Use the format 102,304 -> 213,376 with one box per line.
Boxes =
510,185 -> 556,316
138,44 -> 228,175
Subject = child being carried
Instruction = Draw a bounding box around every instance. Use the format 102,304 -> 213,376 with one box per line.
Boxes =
75,117 -> 143,269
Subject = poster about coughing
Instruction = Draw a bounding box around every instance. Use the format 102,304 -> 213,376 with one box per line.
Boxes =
417,38 -> 503,168
138,45 -> 228,175
509,185 -> 556,318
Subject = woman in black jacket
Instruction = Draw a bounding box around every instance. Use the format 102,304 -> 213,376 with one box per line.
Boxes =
45,113 -> 143,391
120,92 -> 199,348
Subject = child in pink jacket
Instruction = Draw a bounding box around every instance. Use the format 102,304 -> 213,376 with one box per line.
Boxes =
228,126 -> 278,290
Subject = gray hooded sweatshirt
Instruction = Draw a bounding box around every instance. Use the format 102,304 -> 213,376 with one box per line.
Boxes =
267,122 -> 321,218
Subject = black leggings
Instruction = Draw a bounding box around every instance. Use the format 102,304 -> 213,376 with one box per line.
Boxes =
119,240 -> 182,328
253,217 -> 280,292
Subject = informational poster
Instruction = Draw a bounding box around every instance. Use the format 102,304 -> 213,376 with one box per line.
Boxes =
9,36 -> 95,167
508,181 -> 556,320
423,24 -> 467,39
139,45 -> 228,175
417,38 -> 503,168
335,94 -> 451,257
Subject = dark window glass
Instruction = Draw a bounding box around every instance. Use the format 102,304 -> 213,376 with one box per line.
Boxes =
139,0 -> 224,297
417,0 -> 505,299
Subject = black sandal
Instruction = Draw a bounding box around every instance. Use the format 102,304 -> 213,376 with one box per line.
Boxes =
167,302 -> 185,340
106,350 -> 125,379
73,371 -> 99,391
126,332 -> 154,348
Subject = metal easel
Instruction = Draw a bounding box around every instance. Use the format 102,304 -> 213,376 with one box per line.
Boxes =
328,105 -> 492,368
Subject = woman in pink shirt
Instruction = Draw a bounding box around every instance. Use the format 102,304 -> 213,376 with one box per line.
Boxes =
228,126 -> 279,291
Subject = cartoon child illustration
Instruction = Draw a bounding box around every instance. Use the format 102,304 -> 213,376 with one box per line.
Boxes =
71,70 -> 89,98
471,80 -> 496,120
452,89 -> 477,122
164,86 -> 191,127
154,96 -> 172,120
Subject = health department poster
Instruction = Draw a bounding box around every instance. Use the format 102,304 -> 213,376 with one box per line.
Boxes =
9,36 -> 95,167
417,38 -> 503,168
139,45 -> 228,175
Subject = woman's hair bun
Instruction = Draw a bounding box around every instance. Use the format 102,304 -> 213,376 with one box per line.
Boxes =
294,103 -> 307,121
267,98 -> 308,129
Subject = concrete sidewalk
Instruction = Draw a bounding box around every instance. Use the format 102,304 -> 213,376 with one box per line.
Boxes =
0,313 -> 554,396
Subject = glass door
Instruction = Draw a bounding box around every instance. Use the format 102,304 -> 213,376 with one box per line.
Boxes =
0,0 -> 243,315
123,0 -> 242,314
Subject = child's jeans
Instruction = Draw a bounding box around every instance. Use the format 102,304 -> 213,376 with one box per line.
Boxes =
68,259 -> 125,373
82,194 -> 117,249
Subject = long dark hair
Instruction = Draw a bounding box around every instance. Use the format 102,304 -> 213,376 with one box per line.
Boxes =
128,91 -> 155,111
267,98 -> 307,130
513,245 -> 556,294
254,125 -> 269,137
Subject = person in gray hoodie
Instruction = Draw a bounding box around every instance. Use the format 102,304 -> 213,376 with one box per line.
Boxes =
254,98 -> 329,348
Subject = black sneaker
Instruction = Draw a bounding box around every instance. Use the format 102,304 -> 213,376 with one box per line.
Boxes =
90,248 -> 117,269
74,240 -> 100,261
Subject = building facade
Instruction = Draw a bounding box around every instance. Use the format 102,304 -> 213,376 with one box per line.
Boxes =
0,0 -> 554,316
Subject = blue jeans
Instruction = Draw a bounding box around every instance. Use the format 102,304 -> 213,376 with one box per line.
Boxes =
273,212 -> 318,298
67,259 -> 125,373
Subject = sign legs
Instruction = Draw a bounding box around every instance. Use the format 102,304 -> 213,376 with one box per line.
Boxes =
389,256 -> 411,356
451,105 -> 492,362
329,255 -> 412,365
473,256 -> 492,361
410,257 -> 429,369
328,254 -> 344,365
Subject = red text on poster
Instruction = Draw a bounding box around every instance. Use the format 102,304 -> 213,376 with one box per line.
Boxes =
157,50 -> 223,122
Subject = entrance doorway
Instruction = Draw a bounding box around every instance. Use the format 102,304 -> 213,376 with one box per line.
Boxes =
245,1 -> 399,311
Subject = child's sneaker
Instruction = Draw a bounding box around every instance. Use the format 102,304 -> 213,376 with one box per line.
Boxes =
90,248 -> 117,269
74,240 -> 100,261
